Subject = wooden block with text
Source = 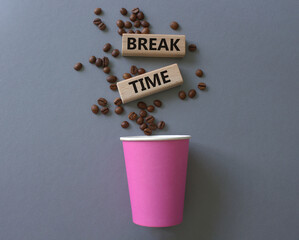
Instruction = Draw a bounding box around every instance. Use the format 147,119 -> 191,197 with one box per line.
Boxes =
117,64 -> 183,104
122,34 -> 186,57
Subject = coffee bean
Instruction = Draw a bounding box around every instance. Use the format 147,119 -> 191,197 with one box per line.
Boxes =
107,75 -> 117,83
95,58 -> 103,67
89,56 -> 96,64
188,89 -> 197,98
101,107 -> 109,114
98,22 -> 106,30
130,13 -> 137,22
103,43 -> 111,52
135,30 -> 141,34
136,117 -> 144,125
74,62 -> 83,71
93,18 -> 102,25
137,11 -> 144,20
145,115 -> 154,124
131,8 -> 139,14
141,20 -> 150,27
111,49 -> 119,57
103,66 -> 110,74
170,21 -> 179,30
124,21 -> 132,28
195,69 -> 203,77
97,97 -> 107,106
137,101 -> 147,109
121,121 -> 129,128
110,84 -> 117,91
116,20 -> 124,28
144,128 -> 152,136
123,73 -> 132,79
114,97 -> 122,106
94,8 -> 102,15
188,44 -> 197,52
91,104 -> 99,114
134,20 -> 141,28
178,90 -> 186,100
141,27 -> 150,34
157,121 -> 165,129
140,123 -> 147,130
149,123 -> 157,130
139,110 -> 147,118
153,100 -> 162,107
198,82 -> 206,90
103,56 -> 109,67
130,65 -> 138,75
128,112 -> 137,120
128,29 -> 135,34
120,8 -> 127,16
118,28 -> 126,36
138,68 -> 146,74
147,105 -> 155,112
115,106 -> 124,114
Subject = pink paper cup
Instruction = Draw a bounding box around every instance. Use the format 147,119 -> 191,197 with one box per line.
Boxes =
120,135 -> 191,227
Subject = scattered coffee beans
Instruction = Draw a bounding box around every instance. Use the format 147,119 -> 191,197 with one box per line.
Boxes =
107,75 -> 117,83
97,97 -> 107,106
116,20 -> 124,28
138,68 -> 146,74
118,28 -> 126,36
93,18 -> 102,25
137,101 -> 147,109
145,115 -> 155,123
136,117 -> 144,125
141,20 -> 150,27
147,105 -> 155,112
157,121 -> 165,129
91,104 -> 99,114
188,44 -> 197,52
139,110 -> 147,117
120,8 -> 127,16
188,89 -> 196,98
94,8 -> 102,15
140,123 -> 147,130
135,30 -> 141,34
103,66 -> 110,74
95,58 -> 103,67
153,100 -> 162,107
121,121 -> 129,128
115,106 -> 124,114
74,62 -> 83,71
103,57 -> 109,67
134,20 -> 141,28
114,97 -> 122,106
123,73 -> 132,79
130,65 -> 138,75
128,112 -> 138,120
101,107 -> 109,114
141,27 -> 150,34
110,84 -> 117,91
103,43 -> 111,52
98,22 -> 106,30
89,56 -> 96,64
128,29 -> 135,34
149,123 -> 157,130
137,11 -> 144,20
130,14 -> 137,22
196,69 -> 203,77
198,82 -> 206,90
178,90 -> 186,100
170,21 -> 179,30
131,8 -> 139,14
111,49 -> 120,57
144,128 -> 152,135
124,21 -> 132,28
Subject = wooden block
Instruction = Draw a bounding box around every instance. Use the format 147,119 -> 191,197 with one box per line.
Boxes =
117,64 -> 183,104
122,34 -> 185,58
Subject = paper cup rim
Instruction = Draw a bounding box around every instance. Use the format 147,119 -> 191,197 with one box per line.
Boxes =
120,135 -> 191,141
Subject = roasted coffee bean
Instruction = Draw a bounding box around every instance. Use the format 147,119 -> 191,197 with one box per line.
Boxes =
110,84 -> 117,91
114,97 -> 122,106
157,121 -> 165,129
140,123 -> 147,130
130,65 -> 138,75
91,104 -> 99,114
101,107 -> 109,114
195,69 -> 203,77
103,56 -> 109,67
98,22 -> 106,30
198,82 -> 206,90
145,115 -> 154,123
89,56 -> 96,64
147,105 -> 155,112
153,100 -> 162,107
97,98 -> 108,106
121,121 -> 129,128
134,20 -> 141,28
141,27 -> 150,34
130,13 -> 137,22
118,28 -> 126,36
139,110 -> 147,118
116,20 -> 124,28
74,62 -> 82,71
137,11 -> 144,20
103,43 -> 111,52
138,68 -> 146,74
111,49 -> 120,57
124,21 -> 132,28
128,29 -> 135,34
120,8 -> 127,16
178,90 -> 186,100
136,117 -> 144,125
137,101 -> 147,109
115,106 -> 124,114
188,44 -> 197,52
141,20 -> 150,27
188,89 -> 197,98
103,66 -> 110,74
135,30 -> 141,34
144,128 -> 152,136
93,18 -> 102,25
94,8 -> 102,15
123,73 -> 132,79
170,21 -> 179,30
95,58 -> 103,67
149,123 -> 157,130
128,112 -> 138,120
107,75 -> 117,83
131,7 -> 139,14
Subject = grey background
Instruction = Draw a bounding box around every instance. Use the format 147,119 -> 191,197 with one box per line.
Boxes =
0,0 -> 298,239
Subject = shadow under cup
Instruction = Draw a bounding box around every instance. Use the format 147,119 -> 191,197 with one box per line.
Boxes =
120,135 -> 191,227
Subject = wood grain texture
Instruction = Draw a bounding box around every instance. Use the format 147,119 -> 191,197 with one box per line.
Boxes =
117,64 -> 183,103
122,34 -> 185,57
